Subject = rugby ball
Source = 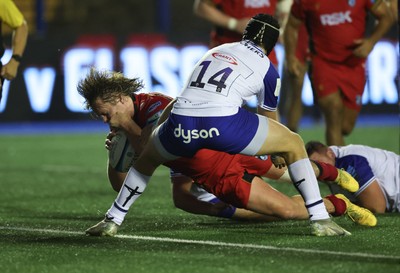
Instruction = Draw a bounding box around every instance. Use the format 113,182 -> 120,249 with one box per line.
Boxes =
108,131 -> 136,173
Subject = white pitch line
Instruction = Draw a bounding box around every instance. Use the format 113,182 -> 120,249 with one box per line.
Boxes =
1,226 -> 399,261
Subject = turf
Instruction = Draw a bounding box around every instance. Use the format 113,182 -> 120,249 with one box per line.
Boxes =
0,126 -> 399,273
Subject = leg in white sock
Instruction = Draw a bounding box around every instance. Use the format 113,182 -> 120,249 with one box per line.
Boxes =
288,158 -> 330,221
106,167 -> 150,225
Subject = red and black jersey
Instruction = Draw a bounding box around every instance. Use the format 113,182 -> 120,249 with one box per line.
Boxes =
131,92 -> 173,128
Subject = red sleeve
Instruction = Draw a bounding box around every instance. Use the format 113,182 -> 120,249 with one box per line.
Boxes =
133,93 -> 173,128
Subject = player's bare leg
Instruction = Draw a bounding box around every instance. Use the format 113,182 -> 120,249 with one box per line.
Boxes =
285,62 -> 307,132
342,107 -> 359,137
247,180 -> 349,220
247,177 -> 311,220
317,91 -> 345,146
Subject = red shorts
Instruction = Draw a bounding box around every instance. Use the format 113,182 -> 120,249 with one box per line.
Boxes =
310,55 -> 366,111
196,155 -> 273,208
166,150 -> 273,208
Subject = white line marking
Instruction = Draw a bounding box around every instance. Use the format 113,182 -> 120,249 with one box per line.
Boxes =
1,226 -> 399,261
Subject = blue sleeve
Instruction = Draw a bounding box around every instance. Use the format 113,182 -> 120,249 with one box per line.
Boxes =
260,64 -> 279,111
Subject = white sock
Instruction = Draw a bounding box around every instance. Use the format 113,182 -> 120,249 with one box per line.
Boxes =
106,167 -> 150,225
288,158 -> 329,221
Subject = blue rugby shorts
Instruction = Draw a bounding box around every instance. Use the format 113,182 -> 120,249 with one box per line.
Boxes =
154,107 -> 269,158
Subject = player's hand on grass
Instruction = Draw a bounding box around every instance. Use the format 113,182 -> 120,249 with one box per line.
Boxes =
85,217 -> 119,237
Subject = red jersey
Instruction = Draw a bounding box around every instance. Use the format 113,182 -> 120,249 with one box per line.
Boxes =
210,0 -> 279,65
213,0 -> 277,17
291,0 -> 376,65
132,92 -> 172,128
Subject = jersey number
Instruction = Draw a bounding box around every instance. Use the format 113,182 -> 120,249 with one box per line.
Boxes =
190,61 -> 233,93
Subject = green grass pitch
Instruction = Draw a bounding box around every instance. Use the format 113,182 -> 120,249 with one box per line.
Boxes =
0,125 -> 399,273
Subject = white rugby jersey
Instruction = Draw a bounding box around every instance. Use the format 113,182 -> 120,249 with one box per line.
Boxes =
330,145 -> 400,212
172,40 -> 281,117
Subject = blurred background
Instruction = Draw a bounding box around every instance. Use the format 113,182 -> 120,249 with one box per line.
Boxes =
0,0 -> 398,126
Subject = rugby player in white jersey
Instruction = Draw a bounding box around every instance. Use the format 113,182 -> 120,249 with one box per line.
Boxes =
306,141 -> 400,214
81,13 -> 350,236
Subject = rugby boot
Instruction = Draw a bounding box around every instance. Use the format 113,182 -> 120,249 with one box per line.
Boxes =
310,218 -> 351,236
85,217 -> 119,236
335,194 -> 377,227
334,169 -> 359,193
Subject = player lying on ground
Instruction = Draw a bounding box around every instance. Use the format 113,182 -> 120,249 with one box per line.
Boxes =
306,141 -> 400,213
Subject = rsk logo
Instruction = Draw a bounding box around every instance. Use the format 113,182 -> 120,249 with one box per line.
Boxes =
320,11 -> 352,26
245,0 -> 270,8
174,123 -> 220,144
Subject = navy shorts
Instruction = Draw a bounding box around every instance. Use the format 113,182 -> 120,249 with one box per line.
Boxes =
154,107 -> 269,158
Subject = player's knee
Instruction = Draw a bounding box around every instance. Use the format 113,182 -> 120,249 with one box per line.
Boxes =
319,100 -> 342,119
342,127 -> 353,136
281,132 -> 307,162
342,121 -> 356,136
285,131 -> 303,146
289,132 -> 306,153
